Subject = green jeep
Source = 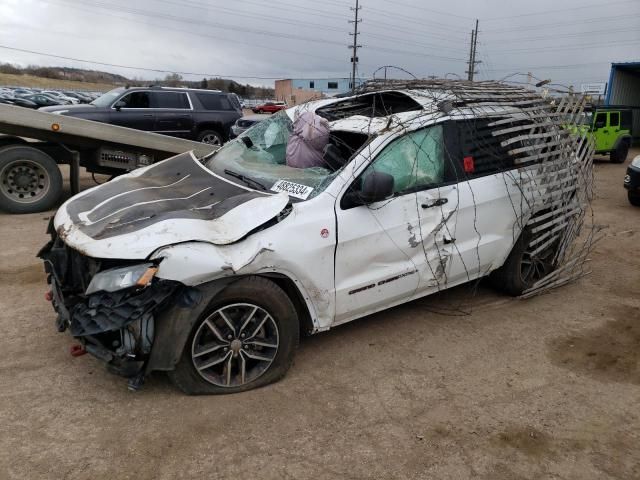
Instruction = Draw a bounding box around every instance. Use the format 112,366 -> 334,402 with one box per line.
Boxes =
581,108 -> 633,163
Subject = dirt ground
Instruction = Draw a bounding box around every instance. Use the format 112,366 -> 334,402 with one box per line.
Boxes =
0,149 -> 638,479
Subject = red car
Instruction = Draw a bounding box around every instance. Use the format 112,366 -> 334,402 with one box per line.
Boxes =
252,101 -> 287,114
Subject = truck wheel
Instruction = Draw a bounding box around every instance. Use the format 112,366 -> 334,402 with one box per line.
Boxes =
168,277 -> 299,395
491,228 -> 557,296
610,142 -> 629,164
629,191 -> 640,207
0,145 -> 62,214
197,130 -> 223,146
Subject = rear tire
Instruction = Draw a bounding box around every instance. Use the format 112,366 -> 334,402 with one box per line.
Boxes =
0,145 -> 62,214
610,141 -> 629,164
629,191 -> 640,207
196,130 -> 223,146
168,277 -> 299,395
491,228 -> 557,296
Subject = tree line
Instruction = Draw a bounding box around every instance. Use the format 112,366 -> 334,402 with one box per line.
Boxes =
0,64 -> 275,98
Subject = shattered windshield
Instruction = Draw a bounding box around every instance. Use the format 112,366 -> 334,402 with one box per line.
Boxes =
205,111 -> 340,200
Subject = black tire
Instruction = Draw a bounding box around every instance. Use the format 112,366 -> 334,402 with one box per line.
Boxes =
610,141 -> 629,164
196,129 -> 223,146
491,228 -> 557,296
168,276 -> 299,395
629,191 -> 640,207
0,145 -> 63,214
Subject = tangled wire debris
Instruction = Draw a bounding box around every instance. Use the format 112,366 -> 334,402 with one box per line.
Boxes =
348,80 -> 602,297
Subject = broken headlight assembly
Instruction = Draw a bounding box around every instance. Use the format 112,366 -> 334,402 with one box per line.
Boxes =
85,263 -> 158,295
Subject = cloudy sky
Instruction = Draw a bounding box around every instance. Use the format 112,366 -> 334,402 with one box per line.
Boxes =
1,0 -> 639,88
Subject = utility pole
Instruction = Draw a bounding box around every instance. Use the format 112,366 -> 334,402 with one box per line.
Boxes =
466,19 -> 480,81
349,0 -> 362,93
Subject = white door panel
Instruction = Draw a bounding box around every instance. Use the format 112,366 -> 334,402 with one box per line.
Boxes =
446,171 -> 528,283
415,185 -> 461,290
334,194 -> 421,323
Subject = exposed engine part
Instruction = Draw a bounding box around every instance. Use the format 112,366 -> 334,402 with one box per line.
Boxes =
118,313 -> 154,357
70,282 -> 175,337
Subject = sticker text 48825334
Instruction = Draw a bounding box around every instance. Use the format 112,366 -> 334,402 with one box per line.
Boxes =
270,180 -> 314,200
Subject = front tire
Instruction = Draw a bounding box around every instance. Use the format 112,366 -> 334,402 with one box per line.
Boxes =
0,145 -> 63,214
629,191 -> 640,207
168,277 -> 299,395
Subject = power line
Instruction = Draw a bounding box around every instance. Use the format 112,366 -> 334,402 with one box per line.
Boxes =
484,13 -> 640,35
43,0 -> 350,65
484,61 -> 612,72
57,0 -> 347,47
363,6 -> 470,35
489,39 -> 640,55
154,0 -> 349,35
0,44 -> 366,81
483,0 -> 639,21
376,0 -> 473,20
360,31 -> 467,53
484,20 -> 640,39
53,0 -> 466,64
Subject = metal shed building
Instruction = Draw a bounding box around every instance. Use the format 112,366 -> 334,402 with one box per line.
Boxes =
606,62 -> 640,142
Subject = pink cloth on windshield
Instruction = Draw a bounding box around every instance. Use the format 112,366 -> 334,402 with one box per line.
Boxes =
286,111 -> 330,169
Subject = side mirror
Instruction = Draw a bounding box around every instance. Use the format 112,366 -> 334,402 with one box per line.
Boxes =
114,100 -> 126,111
344,171 -> 395,207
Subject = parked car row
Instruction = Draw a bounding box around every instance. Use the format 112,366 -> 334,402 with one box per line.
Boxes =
0,86 -> 102,108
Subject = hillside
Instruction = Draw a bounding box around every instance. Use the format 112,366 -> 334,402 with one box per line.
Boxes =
0,64 -> 275,97
0,72 -> 116,91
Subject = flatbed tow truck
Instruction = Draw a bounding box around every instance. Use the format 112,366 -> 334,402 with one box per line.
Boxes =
0,103 -> 217,213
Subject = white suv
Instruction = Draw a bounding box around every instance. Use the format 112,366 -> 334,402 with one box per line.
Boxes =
40,84 -> 592,394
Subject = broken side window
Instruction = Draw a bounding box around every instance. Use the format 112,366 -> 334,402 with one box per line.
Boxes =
456,119 -> 517,177
363,125 -> 444,195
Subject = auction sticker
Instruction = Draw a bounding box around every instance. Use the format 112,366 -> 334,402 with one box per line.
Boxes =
270,180 -> 313,200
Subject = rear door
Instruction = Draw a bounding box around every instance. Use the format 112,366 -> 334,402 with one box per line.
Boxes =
109,91 -> 155,131
443,118 -> 528,284
194,92 -> 241,135
151,91 -> 193,138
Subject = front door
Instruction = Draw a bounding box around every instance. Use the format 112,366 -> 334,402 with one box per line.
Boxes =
334,125 -> 451,323
110,91 -> 155,131
593,111 -> 616,152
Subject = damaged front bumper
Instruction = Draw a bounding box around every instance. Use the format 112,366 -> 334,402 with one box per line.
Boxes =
39,226 -> 180,381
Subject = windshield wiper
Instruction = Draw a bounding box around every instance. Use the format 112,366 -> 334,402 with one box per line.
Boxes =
224,169 -> 267,191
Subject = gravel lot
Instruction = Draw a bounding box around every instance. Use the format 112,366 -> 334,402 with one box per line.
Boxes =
1,149 -> 638,479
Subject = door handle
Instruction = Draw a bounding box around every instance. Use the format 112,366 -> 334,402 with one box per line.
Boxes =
143,114 -> 153,117
421,198 -> 448,209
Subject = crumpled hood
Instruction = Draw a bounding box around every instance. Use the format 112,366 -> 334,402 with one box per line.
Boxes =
54,151 -> 289,259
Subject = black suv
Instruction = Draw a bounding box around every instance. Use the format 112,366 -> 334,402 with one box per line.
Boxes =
40,86 -> 242,145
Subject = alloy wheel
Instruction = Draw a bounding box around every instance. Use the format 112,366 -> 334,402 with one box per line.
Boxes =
191,303 -> 279,387
200,133 -> 222,146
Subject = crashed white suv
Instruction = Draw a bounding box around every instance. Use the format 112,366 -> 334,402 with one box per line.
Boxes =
40,83 -> 592,394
